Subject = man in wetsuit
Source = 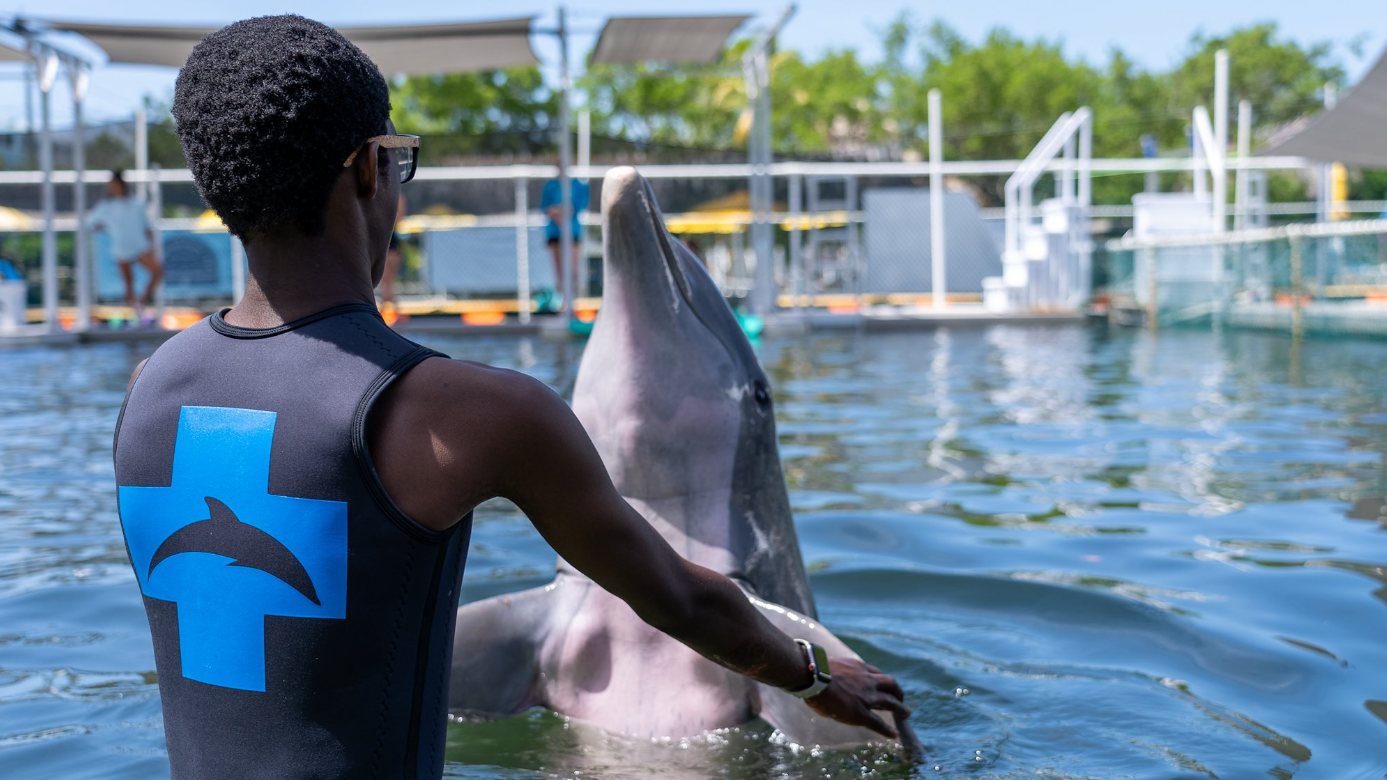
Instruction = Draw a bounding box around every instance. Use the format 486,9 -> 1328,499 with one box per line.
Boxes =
113,16 -> 909,779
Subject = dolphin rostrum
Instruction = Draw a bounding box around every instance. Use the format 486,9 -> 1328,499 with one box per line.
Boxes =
148,496 -> 320,606
449,167 -> 915,751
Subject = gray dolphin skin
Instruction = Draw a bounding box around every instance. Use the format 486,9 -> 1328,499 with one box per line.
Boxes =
449,167 -> 913,750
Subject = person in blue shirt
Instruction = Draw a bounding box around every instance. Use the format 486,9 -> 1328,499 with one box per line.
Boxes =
539,176 -> 589,312
88,170 -> 163,322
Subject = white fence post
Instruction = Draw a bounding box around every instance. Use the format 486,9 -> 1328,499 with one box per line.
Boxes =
150,164 -> 165,323
928,88 -> 946,308
230,236 -> 246,305
37,51 -> 58,332
788,170 -> 802,309
71,62 -> 91,332
515,171 -> 531,325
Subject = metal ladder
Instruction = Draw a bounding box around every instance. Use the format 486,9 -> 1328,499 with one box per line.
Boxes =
804,175 -> 860,296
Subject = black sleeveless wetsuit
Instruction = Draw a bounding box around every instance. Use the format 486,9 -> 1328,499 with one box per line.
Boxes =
114,303 -> 470,779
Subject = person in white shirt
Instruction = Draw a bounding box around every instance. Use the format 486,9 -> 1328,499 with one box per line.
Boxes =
88,170 -> 163,321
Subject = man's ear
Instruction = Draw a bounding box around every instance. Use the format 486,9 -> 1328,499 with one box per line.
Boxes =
355,142 -> 379,200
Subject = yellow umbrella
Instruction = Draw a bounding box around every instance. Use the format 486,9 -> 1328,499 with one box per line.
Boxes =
0,206 -> 37,230
665,210 -> 751,235
193,209 -> 228,232
396,214 -> 476,234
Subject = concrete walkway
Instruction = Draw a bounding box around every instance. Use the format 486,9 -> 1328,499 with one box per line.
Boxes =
1,306 -> 1087,348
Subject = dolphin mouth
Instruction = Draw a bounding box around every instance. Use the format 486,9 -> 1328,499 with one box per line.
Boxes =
645,192 -> 694,307
601,166 -> 695,317
598,166 -> 758,370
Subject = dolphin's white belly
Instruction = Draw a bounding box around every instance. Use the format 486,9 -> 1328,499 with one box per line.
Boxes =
538,575 -> 758,737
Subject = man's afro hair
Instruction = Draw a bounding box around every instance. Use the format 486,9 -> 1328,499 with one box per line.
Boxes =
172,15 -> 391,239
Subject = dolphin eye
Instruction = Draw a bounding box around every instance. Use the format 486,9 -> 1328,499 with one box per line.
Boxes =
753,382 -> 771,406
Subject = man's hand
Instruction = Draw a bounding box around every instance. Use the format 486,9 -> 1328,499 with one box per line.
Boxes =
804,657 -> 911,739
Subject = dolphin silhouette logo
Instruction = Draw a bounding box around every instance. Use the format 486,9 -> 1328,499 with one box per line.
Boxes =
148,496 -> 321,606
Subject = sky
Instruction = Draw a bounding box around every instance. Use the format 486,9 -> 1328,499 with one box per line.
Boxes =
0,0 -> 1385,129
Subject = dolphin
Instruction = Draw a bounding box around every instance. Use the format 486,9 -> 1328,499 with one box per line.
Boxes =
449,167 -> 915,751
148,496 -> 320,605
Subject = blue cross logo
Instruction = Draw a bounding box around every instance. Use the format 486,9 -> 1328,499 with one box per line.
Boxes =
120,406 -> 348,692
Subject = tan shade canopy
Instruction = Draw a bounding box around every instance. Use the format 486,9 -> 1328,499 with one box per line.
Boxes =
590,15 -> 749,65
1264,47 -> 1387,168
0,37 -> 28,62
40,17 -> 539,73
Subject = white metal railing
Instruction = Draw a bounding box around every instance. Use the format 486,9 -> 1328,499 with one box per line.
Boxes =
0,154 -> 1345,331
1106,218 -> 1387,251
0,155 -> 1318,186
1190,105 -> 1227,231
1003,108 -> 1093,264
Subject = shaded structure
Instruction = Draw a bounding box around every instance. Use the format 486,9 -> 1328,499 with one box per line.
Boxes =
4,12 -> 756,332
1266,46 -> 1387,168
590,15 -> 748,65
42,18 -> 541,73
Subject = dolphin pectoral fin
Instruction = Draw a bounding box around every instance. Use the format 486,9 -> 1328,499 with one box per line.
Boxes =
747,595 -> 922,756
449,585 -> 553,717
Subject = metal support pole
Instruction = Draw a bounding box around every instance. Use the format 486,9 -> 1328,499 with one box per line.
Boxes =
1235,100 -> 1251,230
742,6 -> 794,317
1078,114 -> 1093,306
37,51 -> 58,332
578,109 -> 591,182
747,52 -> 775,315
515,173 -> 531,325
71,62 -> 91,332
135,105 -> 149,201
1145,248 -> 1158,333
760,54 -> 776,310
1213,50 -> 1229,233
927,89 -> 945,308
230,235 -> 246,304
150,164 -> 165,323
1062,135 -> 1077,203
1290,234 -> 1303,338
557,6 -> 575,322
1142,133 -> 1157,194
1317,83 -> 1336,223
1192,124 -> 1207,201
788,171 -> 802,309
24,57 -> 34,155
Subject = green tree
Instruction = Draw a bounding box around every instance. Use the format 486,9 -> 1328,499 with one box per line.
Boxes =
881,18 -> 1108,203
1168,24 -> 1343,131
580,49 -> 745,151
390,68 -> 557,161
769,48 -> 887,155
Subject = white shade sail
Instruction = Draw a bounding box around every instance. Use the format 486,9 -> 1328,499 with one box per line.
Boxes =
1264,46 -> 1387,168
590,15 -> 749,65
344,20 -> 539,74
39,17 -> 539,74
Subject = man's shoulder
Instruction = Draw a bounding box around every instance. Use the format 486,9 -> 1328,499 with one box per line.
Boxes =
388,357 -> 558,429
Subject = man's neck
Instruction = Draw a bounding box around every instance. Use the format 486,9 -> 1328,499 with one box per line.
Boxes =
227,232 -> 377,328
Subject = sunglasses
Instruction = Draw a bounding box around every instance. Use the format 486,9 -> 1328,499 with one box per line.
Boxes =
342,134 -> 420,184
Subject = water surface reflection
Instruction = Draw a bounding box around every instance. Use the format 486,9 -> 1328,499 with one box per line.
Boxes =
2,325 -> 1385,778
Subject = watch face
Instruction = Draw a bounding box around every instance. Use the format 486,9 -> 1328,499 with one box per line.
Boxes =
810,644 -> 832,681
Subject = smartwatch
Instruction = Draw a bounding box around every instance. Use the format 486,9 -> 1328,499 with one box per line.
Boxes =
786,639 -> 832,699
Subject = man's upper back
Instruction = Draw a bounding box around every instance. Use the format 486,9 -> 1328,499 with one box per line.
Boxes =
115,305 -> 469,779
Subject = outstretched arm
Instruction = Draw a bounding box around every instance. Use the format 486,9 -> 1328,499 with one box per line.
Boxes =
368,358 -> 911,738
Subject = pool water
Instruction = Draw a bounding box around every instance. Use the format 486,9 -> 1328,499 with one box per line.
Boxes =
2,324 -> 1386,779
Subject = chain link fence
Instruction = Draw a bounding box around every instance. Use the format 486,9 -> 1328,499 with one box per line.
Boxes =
1103,220 -> 1387,335
5,161 -> 1371,326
